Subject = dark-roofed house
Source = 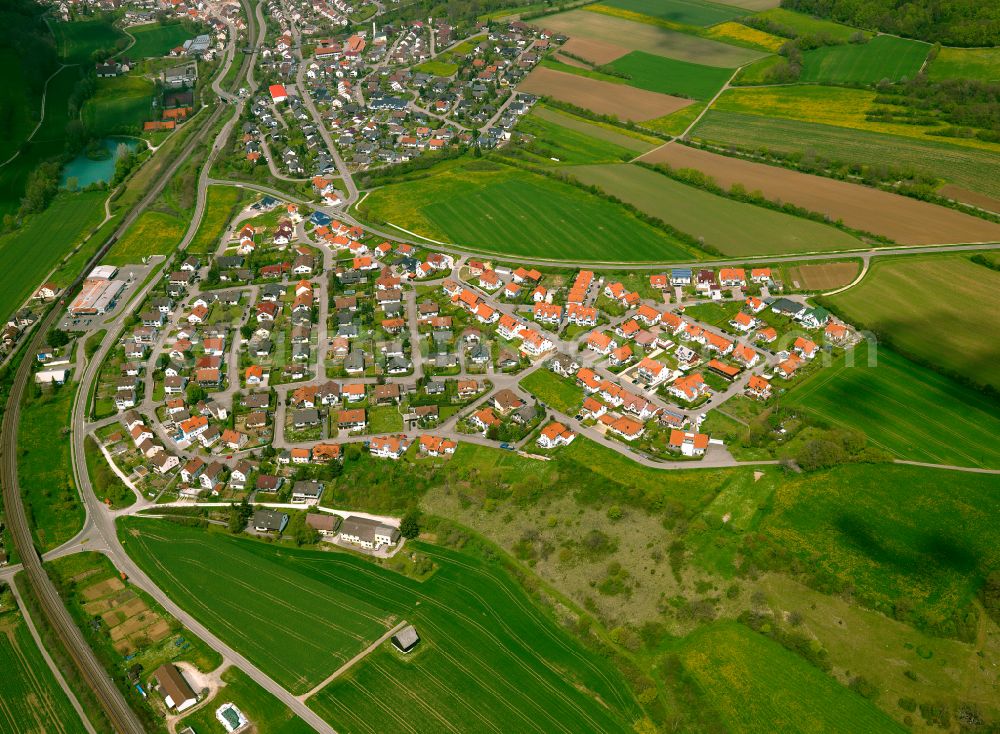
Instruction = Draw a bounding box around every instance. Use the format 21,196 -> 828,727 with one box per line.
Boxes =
291,480 -> 324,505
339,515 -> 400,550
154,664 -> 197,711
253,509 -> 288,533
391,624 -> 420,654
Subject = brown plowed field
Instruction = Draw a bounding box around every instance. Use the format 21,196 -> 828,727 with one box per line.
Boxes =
561,36 -> 629,64
939,184 -> 1000,215
640,144 -> 1000,245
788,262 -> 859,290
519,66 -> 692,121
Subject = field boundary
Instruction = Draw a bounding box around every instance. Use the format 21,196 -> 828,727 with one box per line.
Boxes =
300,620 -> 410,701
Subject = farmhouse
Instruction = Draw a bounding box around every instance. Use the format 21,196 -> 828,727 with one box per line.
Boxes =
154,664 -> 197,712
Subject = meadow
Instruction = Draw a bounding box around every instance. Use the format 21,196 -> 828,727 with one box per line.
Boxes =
541,9 -> 766,67
607,51 -> 734,100
928,46 -> 1000,81
824,255 -> 1000,390
0,608 -> 88,734
102,208 -> 186,265
0,48 -> 39,163
125,23 -> 192,58
751,7 -> 863,42
413,60 -> 459,76
599,0 -> 742,27
704,21 -> 786,51
784,342 -> 1000,468
568,163 -> 863,255
358,160 -> 699,262
0,190 -> 106,317
692,109 -> 1000,200
712,84 -> 1000,153
18,384 -> 85,552
188,185 -> 250,254
82,75 -> 155,135
50,19 -> 127,64
531,105 -> 660,152
678,623 -> 906,733
519,368 -> 585,414
798,35 -> 928,84
121,519 -> 643,732
755,462 -> 1000,636
638,142 -> 1000,244
517,109 -> 643,164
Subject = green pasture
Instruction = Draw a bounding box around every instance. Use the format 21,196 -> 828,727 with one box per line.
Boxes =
607,50 -> 734,100
517,109 -> 640,164
568,163 -> 861,256
126,23 -> 193,58
520,369 -> 585,414
82,75 -> 155,135
824,255 -> 1000,390
51,19 -> 127,63
928,46 -> 1000,81
358,160 -> 700,262
102,209 -> 185,265
784,342 -> 1000,468
600,0 -> 742,26
531,105 -> 661,151
799,36 -> 929,84
751,8 -> 862,42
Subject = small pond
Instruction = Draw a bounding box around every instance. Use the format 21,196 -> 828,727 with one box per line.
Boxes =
61,137 -> 140,189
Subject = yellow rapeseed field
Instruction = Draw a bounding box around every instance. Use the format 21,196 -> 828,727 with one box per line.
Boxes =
705,22 -> 785,52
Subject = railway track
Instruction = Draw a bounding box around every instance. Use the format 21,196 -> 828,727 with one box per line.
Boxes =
0,4 -> 258,731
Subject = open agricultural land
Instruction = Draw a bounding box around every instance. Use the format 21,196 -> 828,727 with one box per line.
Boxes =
102,209 -> 186,266
539,8 -> 766,66
125,22 -> 193,58
358,159 -> 700,261
0,48 -> 41,164
519,66 -> 693,121
928,46 -> 1000,81
515,109 -> 649,164
121,519 -> 642,733
0,597 -> 87,734
823,255 -> 1000,390
638,143 -> 1000,244
50,19 -> 127,63
690,110 -> 1000,205
605,51 -> 734,100
569,163 -> 863,255
82,76 -> 155,136
598,0 -> 743,26
531,106 -> 659,153
784,342 -> 1000,468
798,36 -> 929,84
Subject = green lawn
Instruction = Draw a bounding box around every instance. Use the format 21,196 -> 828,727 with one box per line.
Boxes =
824,255 -> 1000,390
413,60 -> 459,76
126,22 -> 192,58
120,519 -> 642,732
0,607 -> 89,734
678,623 -> 906,733
799,36 -> 929,84
607,50 -> 734,100
368,405 -> 404,434
928,46 -> 1000,82
82,75 -> 155,135
180,668 -> 314,734
358,160 -> 700,262
189,185 -> 249,254
601,0 -> 742,26
84,435 -> 135,509
691,109 -> 1000,199
753,462 -> 1000,637
569,163 -> 861,256
18,385 -> 85,552
0,190 -> 106,317
516,109 -> 640,164
520,369 -> 585,414
102,208 -> 186,265
51,19 -> 127,64
784,342 -> 1000,468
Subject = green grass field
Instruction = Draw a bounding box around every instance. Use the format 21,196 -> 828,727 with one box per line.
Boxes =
0,191 -> 106,317
520,368 -> 585,414
824,255 -> 1000,390
799,36 -> 928,84
121,520 -> 642,731
600,0 -> 742,26
413,60 -> 459,76
756,462 -> 1000,635
678,623 -> 906,733
0,48 -> 39,163
569,163 -> 862,256
928,46 -> 1000,81
751,7 -> 863,42
784,341 -> 1000,468
532,105 -> 661,152
18,385 -> 85,552
516,109 -> 640,164
358,160 -> 699,262
82,75 -> 155,135
607,51 -> 734,100
51,19 -> 127,64
691,110 -> 1000,199
0,608 -> 88,734
125,23 -> 192,58
189,185 -> 250,254
102,208 -> 185,265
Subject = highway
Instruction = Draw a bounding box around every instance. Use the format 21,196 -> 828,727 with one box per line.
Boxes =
0,2 -> 260,731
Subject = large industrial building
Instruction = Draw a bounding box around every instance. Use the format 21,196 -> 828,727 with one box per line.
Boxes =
68,266 -> 126,316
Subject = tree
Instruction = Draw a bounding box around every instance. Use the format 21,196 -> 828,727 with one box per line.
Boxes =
400,511 -> 421,539
46,328 -> 69,347
287,513 -> 319,546
228,499 -> 253,533
240,324 -> 252,340
186,383 -> 206,404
